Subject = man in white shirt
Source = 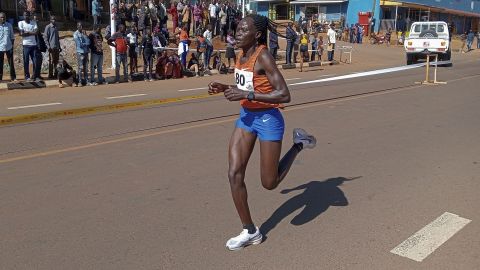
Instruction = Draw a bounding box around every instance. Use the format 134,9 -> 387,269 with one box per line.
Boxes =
18,11 -> 39,81
327,23 -> 336,61
209,0 -> 217,36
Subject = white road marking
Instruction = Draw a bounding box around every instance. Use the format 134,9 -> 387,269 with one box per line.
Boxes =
105,94 -> 147,99
390,212 -> 471,262
178,87 -> 208,92
7,103 -> 62,110
285,78 -> 301,81
290,63 -> 425,86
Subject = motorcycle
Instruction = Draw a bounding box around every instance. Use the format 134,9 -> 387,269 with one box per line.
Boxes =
369,33 -> 385,44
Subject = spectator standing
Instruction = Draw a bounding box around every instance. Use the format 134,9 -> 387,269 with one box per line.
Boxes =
138,1 -> 150,35
149,0 -> 159,31
293,25 -> 300,63
385,28 -> 392,47
178,25 -> 189,67
209,0 -> 217,36
460,32 -> 467,53
269,25 -> 278,59
219,5 -> 227,41
227,3 -> 237,35
177,0 -> 185,27
298,33 -> 308,72
477,31 -> 480,49
117,2 -> 128,28
128,3 -> 139,28
193,2 -> 203,34
158,0 -> 167,28
168,2 -> 179,34
285,22 -> 296,65
127,26 -> 139,75
108,24 -> 130,83
0,12 -> 16,82
92,0 -> 102,25
32,14 -> 46,81
349,24 -> 355,43
73,22 -> 90,86
202,1 -> 209,30
203,24 -> 213,70
317,35 -> 324,61
88,25 -> 106,85
327,23 -> 336,61
310,32 -> 318,61
44,15 -> 61,79
225,30 -> 236,68
182,3 -> 191,34
142,29 -> 154,81
466,30 -> 474,51
18,11 -> 39,81
356,24 -> 363,44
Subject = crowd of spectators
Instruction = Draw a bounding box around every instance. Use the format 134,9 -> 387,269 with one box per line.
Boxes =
0,0 -> 242,86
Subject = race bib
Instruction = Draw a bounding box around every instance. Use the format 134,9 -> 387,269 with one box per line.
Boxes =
234,68 -> 254,91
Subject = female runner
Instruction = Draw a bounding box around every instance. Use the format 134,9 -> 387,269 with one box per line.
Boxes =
208,14 -> 316,251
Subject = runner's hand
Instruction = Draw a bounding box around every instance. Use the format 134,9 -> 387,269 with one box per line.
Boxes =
224,86 -> 247,101
208,81 -> 229,94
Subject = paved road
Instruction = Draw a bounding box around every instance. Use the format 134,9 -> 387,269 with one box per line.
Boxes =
1,52 -> 479,269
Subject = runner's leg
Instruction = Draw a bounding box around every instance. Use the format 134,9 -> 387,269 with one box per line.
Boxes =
259,140 -> 302,190
228,127 -> 257,226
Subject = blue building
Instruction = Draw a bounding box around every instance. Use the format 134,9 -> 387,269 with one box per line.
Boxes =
250,0 -> 480,33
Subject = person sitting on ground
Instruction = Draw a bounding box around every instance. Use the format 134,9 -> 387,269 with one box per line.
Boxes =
56,56 -> 78,87
155,50 -> 169,79
195,33 -> 207,62
188,52 -> 201,77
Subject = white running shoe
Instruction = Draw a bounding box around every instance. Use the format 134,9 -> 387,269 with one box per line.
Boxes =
226,227 -> 262,251
293,128 -> 317,149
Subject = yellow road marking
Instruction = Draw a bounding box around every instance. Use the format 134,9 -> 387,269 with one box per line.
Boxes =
1,74 -> 478,164
0,93 -> 213,126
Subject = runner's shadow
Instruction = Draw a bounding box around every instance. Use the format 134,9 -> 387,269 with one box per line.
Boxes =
260,176 -> 361,239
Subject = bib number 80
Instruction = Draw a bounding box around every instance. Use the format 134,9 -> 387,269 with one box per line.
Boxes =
235,73 -> 245,86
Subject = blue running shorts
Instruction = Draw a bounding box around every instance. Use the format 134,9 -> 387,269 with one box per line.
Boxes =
235,107 -> 285,141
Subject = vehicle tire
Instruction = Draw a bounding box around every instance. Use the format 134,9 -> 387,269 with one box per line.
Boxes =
419,29 -> 438,38
444,50 -> 452,66
406,54 -> 415,65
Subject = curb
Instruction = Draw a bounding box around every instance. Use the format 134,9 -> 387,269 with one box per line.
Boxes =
0,93 -> 213,126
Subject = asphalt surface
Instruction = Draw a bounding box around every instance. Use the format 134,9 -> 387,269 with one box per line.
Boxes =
1,47 -> 479,269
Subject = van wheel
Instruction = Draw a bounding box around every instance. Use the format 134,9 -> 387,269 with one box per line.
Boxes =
406,54 -> 415,65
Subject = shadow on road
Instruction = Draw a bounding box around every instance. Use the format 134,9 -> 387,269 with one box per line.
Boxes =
260,176 -> 361,240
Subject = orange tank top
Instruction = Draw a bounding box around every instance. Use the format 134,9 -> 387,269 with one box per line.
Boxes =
234,45 -> 281,109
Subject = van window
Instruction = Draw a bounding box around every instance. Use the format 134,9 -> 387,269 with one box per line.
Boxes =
414,25 -> 420,32
437,24 -> 445,32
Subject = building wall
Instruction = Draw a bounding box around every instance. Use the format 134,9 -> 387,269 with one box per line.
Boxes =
400,0 -> 480,14
257,2 -> 269,17
346,0 -> 381,31
293,3 -> 345,21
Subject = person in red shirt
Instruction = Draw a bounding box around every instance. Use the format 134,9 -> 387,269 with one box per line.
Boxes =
107,24 -> 131,83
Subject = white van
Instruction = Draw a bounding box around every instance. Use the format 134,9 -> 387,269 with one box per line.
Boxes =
404,21 -> 451,65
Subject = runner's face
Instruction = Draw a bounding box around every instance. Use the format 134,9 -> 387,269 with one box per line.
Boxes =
0,14 -> 5,24
235,18 -> 258,49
